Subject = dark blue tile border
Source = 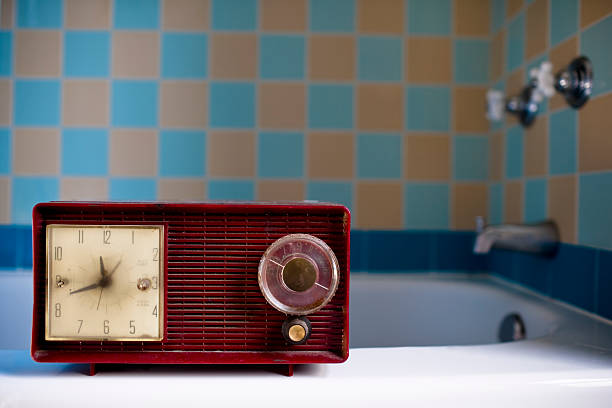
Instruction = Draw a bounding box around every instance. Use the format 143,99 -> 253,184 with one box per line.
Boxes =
0,226 -> 32,269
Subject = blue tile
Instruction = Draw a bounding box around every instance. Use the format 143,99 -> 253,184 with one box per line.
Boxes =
0,129 -> 9,174
0,32 -> 12,76
310,0 -> 354,32
360,231 -> 431,271
114,0 -> 159,29
579,172 -> 612,249
435,231 -> 488,271
0,226 -> 32,269
505,126 -> 523,179
350,230 -> 367,271
598,249 -> 612,320
551,244 -> 596,312
308,85 -> 353,129
357,133 -> 401,178
209,82 -> 255,128
524,178 -> 547,223
159,130 -> 206,177
64,31 -> 110,78
491,0 -> 505,33
454,40 -> 489,84
17,0 -> 62,28
260,35 -> 305,80
12,177 -> 59,224
550,0 -> 578,46
110,178 -> 157,201
258,132 -> 304,178
506,12 -> 525,73
514,251 -> 553,294
405,86 -> 450,131
112,81 -> 158,127
162,33 -> 208,79
208,180 -> 255,200
549,108 -> 576,175
358,37 -> 402,81
454,135 -> 488,181
488,249 -> 518,281
62,129 -> 108,176
489,183 -> 503,224
407,0 -> 451,35
212,0 -> 257,31
581,15 -> 612,96
405,183 -> 449,229
306,182 -> 352,209
14,80 -> 61,126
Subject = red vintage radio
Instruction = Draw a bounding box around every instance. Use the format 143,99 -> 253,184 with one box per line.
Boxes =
31,202 -> 350,376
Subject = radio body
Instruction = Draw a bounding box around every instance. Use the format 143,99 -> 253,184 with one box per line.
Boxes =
31,202 -> 350,375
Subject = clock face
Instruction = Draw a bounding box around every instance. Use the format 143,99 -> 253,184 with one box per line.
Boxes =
45,225 -> 164,341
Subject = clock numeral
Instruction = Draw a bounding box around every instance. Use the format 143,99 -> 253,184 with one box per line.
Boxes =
103,230 -> 111,245
152,276 -> 158,290
78,229 -> 84,244
152,305 -> 158,317
131,230 -> 135,244
103,320 -> 110,334
54,303 -> 61,317
152,248 -> 159,261
129,320 -> 136,334
53,246 -> 62,261
77,319 -> 83,333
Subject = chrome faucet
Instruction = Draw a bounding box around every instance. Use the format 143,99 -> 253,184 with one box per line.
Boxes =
473,217 -> 559,256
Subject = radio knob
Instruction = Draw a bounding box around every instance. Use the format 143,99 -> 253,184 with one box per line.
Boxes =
282,316 -> 312,345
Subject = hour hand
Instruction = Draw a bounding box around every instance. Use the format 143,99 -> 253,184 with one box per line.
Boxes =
70,282 -> 99,295
99,256 -> 106,277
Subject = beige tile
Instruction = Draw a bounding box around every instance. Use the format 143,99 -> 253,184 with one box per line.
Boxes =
524,115 -> 547,176
15,31 -> 61,77
158,179 -> 206,201
257,180 -> 305,201
405,37 -> 451,84
581,0 -> 612,28
452,183 -> 488,230
357,84 -> 403,131
112,32 -> 159,78
163,0 -> 209,31
210,33 -> 257,79
548,175 -> 576,243
404,133 -> 450,180
505,68 -> 525,126
13,128 -> 59,175
0,80 -> 11,126
60,178 -> 108,201
526,0 -> 548,61
258,83 -> 305,129
309,35 -> 355,80
357,0 -> 404,34
1,0 -> 13,29
65,0 -> 110,29
63,80 -> 109,127
160,81 -> 208,129
110,130 -> 157,176
261,0 -> 306,31
504,181 -> 523,223
356,182 -> 403,229
308,132 -> 354,179
453,87 -> 489,133
0,177 -> 9,222
490,131 -> 504,181
579,92 -> 612,172
490,30 -> 505,81
549,36 -> 578,111
207,131 -> 255,177
454,0 -> 490,36
506,0 -> 524,20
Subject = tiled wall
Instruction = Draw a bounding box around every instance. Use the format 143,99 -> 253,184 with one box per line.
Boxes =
489,0 -> 612,249
0,0 -> 492,230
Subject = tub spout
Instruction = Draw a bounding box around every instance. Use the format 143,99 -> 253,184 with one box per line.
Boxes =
473,217 -> 559,256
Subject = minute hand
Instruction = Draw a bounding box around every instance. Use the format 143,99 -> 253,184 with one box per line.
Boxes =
70,282 -> 99,295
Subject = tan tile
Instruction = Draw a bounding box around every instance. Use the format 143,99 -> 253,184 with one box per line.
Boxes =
160,81 -> 208,128
308,132 -> 354,179
490,131 -> 504,181
210,33 -> 257,79
452,183 -> 488,230
357,0 -> 403,34
65,0 -> 110,29
525,0 -> 548,61
356,182 -> 403,229
505,68 -> 525,126
506,0 -> 524,20
163,0 -> 209,31
0,80 -> 11,126
453,87 -> 489,133
1,0 -> 13,29
0,177 -> 9,223
454,0 -> 490,36
524,115 -> 547,176
405,37 -> 451,84
258,83 -> 305,129
158,179 -> 206,201
63,80 -> 109,127
15,31 -> 61,77
257,180 -> 305,201
549,36 -> 578,111
357,84 -> 403,131
110,130 -> 157,176
504,181 -> 523,223
579,92 -> 612,172
261,0 -> 306,31
309,35 -> 355,80
60,178 -> 108,201
581,0 -> 612,28
404,133 -> 450,180
207,131 -> 255,177
490,30 -> 505,80
13,128 -> 59,175
112,32 -> 159,78
548,175 -> 576,243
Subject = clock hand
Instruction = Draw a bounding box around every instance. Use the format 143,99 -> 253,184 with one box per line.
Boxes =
96,287 -> 103,311
99,256 -> 106,277
70,282 -> 100,295
106,258 -> 122,278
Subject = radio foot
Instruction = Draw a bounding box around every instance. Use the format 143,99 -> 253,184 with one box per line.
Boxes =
88,363 -> 96,376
